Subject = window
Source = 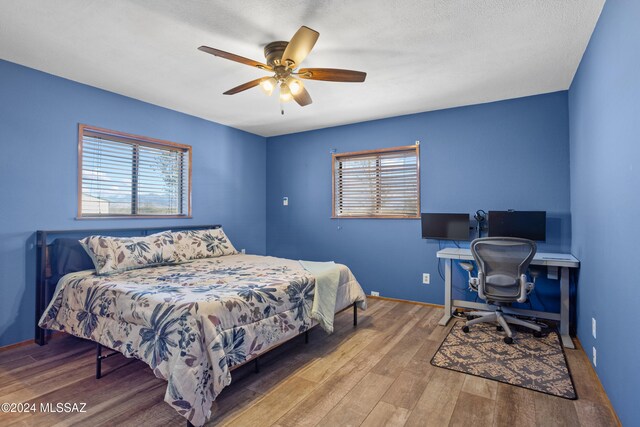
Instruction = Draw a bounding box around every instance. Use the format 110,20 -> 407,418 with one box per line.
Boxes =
332,144 -> 420,218
78,124 -> 191,218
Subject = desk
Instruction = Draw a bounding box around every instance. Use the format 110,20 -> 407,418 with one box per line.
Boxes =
437,248 -> 580,349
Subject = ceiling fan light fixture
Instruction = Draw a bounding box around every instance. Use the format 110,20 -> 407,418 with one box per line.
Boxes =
260,77 -> 277,95
279,83 -> 293,102
286,77 -> 304,95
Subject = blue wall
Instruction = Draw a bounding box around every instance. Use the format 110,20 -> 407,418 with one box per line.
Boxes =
266,92 -> 571,311
0,60 -> 267,347
569,0 -> 640,424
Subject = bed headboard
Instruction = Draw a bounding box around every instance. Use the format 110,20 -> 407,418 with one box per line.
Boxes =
35,224 -> 221,345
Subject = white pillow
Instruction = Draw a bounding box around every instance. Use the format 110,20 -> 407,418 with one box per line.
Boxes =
80,231 -> 181,275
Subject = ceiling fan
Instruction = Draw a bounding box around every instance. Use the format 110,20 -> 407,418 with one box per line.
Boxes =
198,26 -> 367,111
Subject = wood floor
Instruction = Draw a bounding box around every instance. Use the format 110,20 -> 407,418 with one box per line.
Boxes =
0,299 -> 619,427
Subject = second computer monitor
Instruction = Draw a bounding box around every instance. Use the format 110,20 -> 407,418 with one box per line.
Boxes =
421,213 -> 470,241
488,210 -> 546,241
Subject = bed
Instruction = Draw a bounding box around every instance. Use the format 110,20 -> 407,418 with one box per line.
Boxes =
35,226 -> 367,426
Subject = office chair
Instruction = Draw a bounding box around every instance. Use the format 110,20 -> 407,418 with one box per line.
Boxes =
459,237 -> 542,344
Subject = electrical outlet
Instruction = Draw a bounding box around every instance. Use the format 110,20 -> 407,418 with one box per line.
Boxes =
592,317 -> 597,339
422,273 -> 430,285
282,197 -> 289,206
241,249 -> 246,254
592,347 -> 597,367
371,291 -> 380,297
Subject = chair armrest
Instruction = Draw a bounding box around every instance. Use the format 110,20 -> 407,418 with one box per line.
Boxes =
460,262 -> 479,291
459,262 -> 474,273
477,272 -> 486,300
517,274 -> 531,303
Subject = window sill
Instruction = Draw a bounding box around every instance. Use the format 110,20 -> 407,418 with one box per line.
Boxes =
76,215 -> 193,220
331,216 -> 420,219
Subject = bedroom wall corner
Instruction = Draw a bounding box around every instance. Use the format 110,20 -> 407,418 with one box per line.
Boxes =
265,92 -> 571,312
568,0 -> 640,424
0,59 -> 267,347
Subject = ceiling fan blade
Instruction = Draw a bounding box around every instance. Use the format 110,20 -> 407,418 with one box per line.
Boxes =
281,26 -> 319,67
198,46 -> 271,70
297,68 -> 366,82
223,77 -> 268,95
293,87 -> 312,107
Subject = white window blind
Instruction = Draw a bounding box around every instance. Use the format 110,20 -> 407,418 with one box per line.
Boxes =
333,145 -> 420,218
79,125 -> 191,218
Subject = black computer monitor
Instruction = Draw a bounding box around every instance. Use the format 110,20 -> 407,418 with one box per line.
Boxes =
421,213 -> 470,241
488,211 -> 546,241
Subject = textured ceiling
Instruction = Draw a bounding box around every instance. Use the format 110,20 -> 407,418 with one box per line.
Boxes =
0,0 -> 604,137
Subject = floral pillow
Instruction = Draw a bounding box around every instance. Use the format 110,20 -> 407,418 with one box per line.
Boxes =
79,231 -> 181,276
172,228 -> 238,260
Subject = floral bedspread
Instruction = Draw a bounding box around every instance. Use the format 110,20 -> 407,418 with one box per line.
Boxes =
39,254 -> 366,426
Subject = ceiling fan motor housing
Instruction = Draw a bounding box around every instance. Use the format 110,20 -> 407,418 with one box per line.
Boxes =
264,41 -> 289,68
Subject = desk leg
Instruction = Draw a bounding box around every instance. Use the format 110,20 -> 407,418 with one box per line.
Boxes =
560,267 -> 575,349
439,258 -> 453,326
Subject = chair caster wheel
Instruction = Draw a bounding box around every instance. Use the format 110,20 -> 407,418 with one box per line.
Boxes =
533,330 -> 542,338
504,337 -> 513,344
462,326 -> 470,333
496,326 -> 503,332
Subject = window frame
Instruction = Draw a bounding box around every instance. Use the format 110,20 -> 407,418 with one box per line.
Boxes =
77,124 -> 192,219
331,144 -> 421,219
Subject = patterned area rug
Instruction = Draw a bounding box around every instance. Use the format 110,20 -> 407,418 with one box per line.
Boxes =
431,322 -> 577,399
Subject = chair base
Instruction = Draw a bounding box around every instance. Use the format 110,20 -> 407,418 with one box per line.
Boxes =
464,309 -> 541,342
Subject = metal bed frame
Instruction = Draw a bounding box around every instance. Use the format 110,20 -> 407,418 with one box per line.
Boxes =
35,224 -> 358,427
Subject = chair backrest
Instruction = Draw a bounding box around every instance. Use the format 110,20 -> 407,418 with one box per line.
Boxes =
470,237 -> 536,300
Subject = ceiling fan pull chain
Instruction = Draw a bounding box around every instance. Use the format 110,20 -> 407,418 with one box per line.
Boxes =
280,101 -> 285,115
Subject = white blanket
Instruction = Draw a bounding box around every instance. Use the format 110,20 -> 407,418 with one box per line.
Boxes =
299,260 -> 341,333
